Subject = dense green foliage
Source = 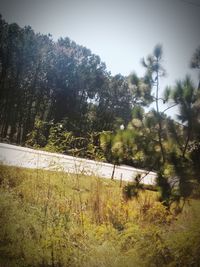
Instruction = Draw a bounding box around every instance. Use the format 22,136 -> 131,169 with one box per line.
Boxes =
0,15 -> 134,145
0,165 -> 200,267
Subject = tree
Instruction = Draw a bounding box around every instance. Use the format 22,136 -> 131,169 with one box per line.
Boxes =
100,129 -> 129,180
141,44 -> 166,164
170,76 -> 199,157
0,17 -> 112,145
128,72 -> 153,107
94,74 -> 133,132
190,46 -> 200,89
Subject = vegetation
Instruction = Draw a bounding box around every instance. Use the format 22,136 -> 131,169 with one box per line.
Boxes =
0,165 -> 200,267
0,14 -> 133,145
0,14 -> 200,266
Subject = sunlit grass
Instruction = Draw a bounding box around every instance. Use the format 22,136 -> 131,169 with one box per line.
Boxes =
0,165 -> 200,267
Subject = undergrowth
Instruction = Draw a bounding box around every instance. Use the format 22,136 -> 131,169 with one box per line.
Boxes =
0,165 -> 200,267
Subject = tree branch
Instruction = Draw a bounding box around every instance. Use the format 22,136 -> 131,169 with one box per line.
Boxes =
162,103 -> 178,113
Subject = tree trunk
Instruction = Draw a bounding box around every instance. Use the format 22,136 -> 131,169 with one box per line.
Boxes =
156,62 -> 165,164
111,163 -> 116,180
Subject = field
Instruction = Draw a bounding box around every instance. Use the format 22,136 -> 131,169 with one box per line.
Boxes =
0,165 -> 200,267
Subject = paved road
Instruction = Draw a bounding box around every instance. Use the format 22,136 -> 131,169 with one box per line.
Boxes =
0,142 -> 157,185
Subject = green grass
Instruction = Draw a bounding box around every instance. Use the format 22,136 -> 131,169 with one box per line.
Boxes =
0,165 -> 200,267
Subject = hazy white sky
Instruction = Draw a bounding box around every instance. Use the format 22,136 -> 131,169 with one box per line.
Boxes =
0,0 -> 200,114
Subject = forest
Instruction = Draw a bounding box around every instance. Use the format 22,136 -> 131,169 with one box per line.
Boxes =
0,15 -> 200,266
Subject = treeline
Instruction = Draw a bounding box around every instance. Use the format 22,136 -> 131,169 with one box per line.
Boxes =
1,15 -> 200,206
0,14 -> 135,145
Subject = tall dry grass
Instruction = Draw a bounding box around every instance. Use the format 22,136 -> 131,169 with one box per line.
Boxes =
0,165 -> 200,267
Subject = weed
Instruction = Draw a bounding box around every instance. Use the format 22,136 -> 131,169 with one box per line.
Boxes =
0,165 -> 200,267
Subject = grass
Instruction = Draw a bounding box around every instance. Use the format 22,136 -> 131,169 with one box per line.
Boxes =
0,165 -> 200,267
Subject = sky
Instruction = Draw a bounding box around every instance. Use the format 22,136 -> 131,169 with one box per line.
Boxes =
0,0 -> 200,114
